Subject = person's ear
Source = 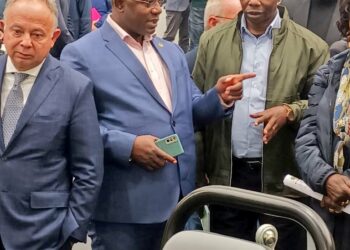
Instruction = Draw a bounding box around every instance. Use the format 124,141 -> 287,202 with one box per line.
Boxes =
0,21 -> 4,42
50,28 -> 61,48
208,16 -> 219,29
114,0 -> 125,12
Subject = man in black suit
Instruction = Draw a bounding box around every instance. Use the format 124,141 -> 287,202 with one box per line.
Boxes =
282,0 -> 340,45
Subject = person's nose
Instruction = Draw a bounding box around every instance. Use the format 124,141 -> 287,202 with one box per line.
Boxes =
20,33 -> 32,48
247,0 -> 261,6
151,3 -> 162,15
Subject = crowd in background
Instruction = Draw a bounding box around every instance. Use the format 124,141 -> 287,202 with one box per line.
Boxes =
0,0 -> 350,250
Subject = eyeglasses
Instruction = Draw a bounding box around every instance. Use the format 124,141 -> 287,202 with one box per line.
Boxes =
214,15 -> 234,20
134,0 -> 163,8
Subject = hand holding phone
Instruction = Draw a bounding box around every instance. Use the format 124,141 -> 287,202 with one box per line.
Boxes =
155,134 -> 184,157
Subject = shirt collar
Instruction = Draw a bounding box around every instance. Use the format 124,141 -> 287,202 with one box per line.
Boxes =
106,15 -> 153,46
240,9 -> 281,38
5,56 -> 45,77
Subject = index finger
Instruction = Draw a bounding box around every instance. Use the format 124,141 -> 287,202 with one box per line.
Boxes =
155,147 -> 177,164
224,72 -> 256,84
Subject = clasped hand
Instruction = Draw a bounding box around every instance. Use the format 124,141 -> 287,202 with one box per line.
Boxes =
321,174 -> 350,213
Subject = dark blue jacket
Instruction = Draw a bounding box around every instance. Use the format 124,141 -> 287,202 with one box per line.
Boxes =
296,50 -> 350,194
92,0 -> 111,28
67,0 -> 91,40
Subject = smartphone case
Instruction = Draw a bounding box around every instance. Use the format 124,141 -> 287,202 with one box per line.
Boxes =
155,134 -> 184,157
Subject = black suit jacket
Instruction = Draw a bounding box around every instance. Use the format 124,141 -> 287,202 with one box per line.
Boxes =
282,0 -> 340,45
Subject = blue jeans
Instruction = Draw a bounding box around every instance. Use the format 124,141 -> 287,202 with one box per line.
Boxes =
188,5 -> 205,50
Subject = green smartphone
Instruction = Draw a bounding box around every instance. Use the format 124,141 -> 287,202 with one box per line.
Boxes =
155,134 -> 184,157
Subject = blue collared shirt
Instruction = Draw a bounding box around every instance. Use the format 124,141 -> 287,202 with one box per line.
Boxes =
232,11 -> 281,158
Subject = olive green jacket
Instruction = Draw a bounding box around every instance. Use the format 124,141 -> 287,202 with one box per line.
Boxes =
192,7 -> 329,196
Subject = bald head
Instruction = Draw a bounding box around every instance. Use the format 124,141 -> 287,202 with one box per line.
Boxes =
204,0 -> 241,30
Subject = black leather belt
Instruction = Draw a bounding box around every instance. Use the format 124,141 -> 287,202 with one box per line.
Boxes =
232,156 -> 262,170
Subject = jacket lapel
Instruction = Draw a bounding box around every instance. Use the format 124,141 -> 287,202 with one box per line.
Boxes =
100,22 -> 169,111
152,37 -> 177,113
0,55 -> 7,153
5,56 -> 60,150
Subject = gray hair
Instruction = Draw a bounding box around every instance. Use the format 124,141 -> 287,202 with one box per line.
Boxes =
3,0 -> 58,29
204,0 -> 241,30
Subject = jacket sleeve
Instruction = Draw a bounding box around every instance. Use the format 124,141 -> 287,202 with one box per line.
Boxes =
61,43 -> 137,167
295,64 -> 336,194
171,43 -> 229,127
78,0 -> 92,38
67,79 -> 104,242
93,0 -> 111,28
289,44 -> 330,123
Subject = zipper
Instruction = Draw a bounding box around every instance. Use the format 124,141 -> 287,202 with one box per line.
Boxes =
229,33 -> 244,186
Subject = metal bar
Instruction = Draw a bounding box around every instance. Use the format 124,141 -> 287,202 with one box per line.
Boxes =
161,186 -> 335,250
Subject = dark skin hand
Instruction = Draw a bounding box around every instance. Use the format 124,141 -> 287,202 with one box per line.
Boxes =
250,106 -> 288,144
131,135 -> 177,171
215,73 -> 256,105
321,174 -> 350,213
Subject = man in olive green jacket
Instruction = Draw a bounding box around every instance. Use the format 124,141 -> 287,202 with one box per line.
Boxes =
193,2 -> 328,250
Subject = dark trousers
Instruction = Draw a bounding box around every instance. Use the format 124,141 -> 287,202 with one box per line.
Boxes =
210,157 -> 307,250
0,237 -> 72,250
0,238 -> 4,250
89,220 -> 166,250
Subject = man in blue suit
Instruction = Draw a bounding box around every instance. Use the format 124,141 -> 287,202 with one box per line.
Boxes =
0,0 -> 103,249
61,0 -> 255,249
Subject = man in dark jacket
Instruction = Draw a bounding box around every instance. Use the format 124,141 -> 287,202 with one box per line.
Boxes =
282,0 -> 340,45
193,0 -> 329,249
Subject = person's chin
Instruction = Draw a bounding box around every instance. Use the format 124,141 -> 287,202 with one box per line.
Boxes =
13,58 -> 34,71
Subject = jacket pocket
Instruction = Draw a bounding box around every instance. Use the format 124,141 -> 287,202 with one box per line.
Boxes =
30,191 -> 70,209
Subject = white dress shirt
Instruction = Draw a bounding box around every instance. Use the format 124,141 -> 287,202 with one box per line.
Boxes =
1,58 -> 44,115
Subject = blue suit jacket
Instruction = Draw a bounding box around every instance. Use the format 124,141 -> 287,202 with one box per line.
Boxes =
165,0 -> 190,11
0,55 -> 103,249
61,21 -> 227,224
67,0 -> 92,40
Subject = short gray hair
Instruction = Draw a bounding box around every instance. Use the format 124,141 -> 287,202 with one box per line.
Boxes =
204,0 -> 240,30
3,0 -> 58,29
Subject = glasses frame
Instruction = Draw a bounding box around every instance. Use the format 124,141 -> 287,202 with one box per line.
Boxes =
214,15 -> 234,20
134,0 -> 163,8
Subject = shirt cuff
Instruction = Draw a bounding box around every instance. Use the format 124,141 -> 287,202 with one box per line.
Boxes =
218,95 -> 234,109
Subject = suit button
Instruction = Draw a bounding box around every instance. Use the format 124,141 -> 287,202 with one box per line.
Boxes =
172,120 -> 176,127
1,156 -> 7,161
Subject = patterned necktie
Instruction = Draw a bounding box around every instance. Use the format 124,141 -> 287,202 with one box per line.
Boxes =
2,73 -> 29,146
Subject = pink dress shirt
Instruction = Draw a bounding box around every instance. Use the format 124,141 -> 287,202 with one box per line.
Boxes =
107,16 -> 173,111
